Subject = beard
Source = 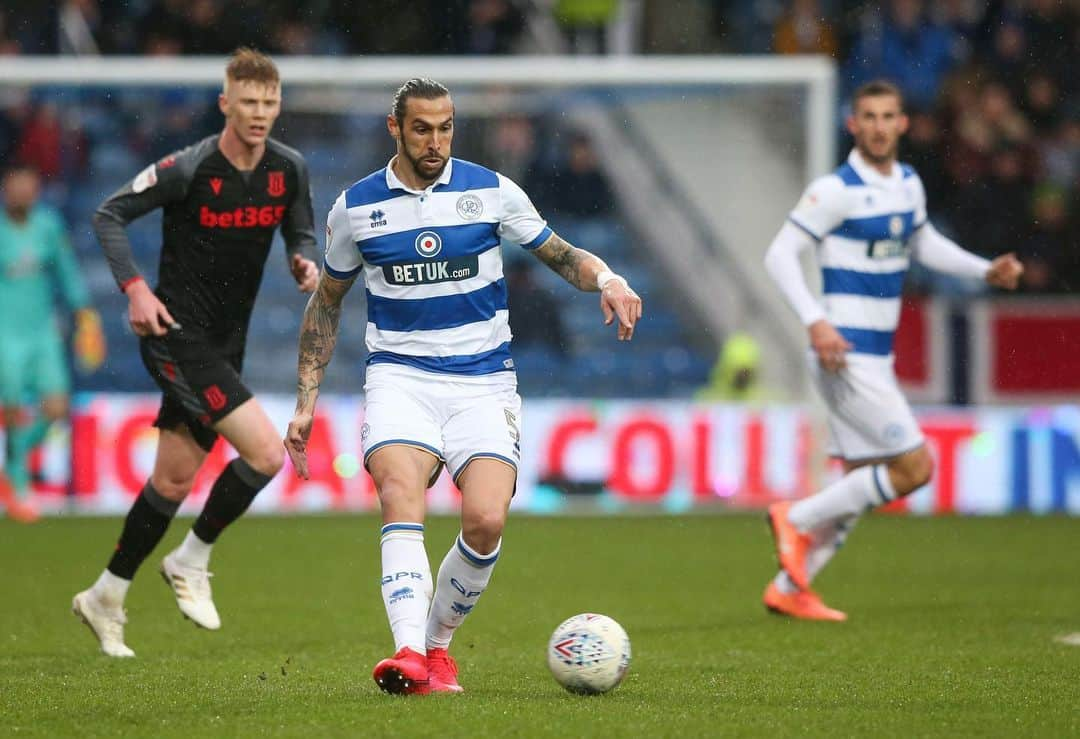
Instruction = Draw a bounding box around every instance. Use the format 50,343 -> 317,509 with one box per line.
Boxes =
403,148 -> 449,184
858,138 -> 898,164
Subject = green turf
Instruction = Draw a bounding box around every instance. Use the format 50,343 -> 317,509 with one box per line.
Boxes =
1,514 -> 1077,737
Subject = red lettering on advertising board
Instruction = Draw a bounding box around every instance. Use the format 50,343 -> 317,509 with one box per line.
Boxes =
921,420 -> 977,514
608,416 -> 674,500
113,412 -> 158,495
545,414 -> 597,478
283,414 -> 344,505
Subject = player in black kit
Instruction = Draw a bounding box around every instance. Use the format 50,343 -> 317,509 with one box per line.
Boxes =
72,49 -> 319,657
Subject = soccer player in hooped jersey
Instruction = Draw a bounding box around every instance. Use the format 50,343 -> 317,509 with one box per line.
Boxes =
72,49 -> 319,657
284,78 -> 642,694
761,80 -> 1023,620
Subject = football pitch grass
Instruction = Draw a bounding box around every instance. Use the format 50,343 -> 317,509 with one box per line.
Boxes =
2,513 -> 1077,738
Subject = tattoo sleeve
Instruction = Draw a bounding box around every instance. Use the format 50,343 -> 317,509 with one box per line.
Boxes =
295,272 -> 355,413
531,233 -> 610,291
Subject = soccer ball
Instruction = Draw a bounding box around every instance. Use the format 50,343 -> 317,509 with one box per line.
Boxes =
546,613 -> 631,695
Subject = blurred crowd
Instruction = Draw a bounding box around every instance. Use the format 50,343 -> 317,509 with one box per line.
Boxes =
0,0 -> 1077,292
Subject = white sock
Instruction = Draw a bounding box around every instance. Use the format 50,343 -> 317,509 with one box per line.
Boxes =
173,530 -> 213,569
788,465 -> 896,532
91,569 -> 130,608
379,523 -> 432,655
426,533 -> 500,651
772,515 -> 859,593
806,514 -> 859,582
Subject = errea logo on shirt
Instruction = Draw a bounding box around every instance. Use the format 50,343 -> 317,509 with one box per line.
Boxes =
370,209 -> 387,228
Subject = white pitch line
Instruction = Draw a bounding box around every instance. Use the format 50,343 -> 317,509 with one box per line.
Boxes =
1054,633 -> 1080,646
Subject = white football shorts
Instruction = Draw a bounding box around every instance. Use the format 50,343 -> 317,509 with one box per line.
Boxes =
808,351 -> 925,461
362,363 -> 522,486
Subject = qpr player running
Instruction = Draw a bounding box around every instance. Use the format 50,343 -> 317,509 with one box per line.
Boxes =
284,78 -> 642,695
761,80 -> 1023,621
73,49 -> 319,657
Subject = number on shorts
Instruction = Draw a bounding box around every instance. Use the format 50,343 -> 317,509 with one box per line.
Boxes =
504,409 -> 520,443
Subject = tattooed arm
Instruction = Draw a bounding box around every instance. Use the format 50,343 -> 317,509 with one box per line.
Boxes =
532,232 -> 644,341
284,271 -> 356,478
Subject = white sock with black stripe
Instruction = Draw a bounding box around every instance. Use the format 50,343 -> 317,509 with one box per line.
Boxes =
426,533 -> 501,650
379,522 -> 432,655
788,465 -> 896,533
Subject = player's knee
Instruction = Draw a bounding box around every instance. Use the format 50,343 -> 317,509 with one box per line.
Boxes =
150,473 -> 195,502
244,441 -> 285,478
376,469 -> 426,501
463,510 -> 506,555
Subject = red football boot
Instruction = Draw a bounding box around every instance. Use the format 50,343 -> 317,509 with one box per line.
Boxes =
763,582 -> 847,622
767,501 -> 812,590
427,648 -> 464,693
372,647 -> 430,695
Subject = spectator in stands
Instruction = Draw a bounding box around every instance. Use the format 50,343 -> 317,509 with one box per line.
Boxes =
1022,72 -> 1065,136
489,115 -> 537,184
844,0 -> 957,110
555,0 -> 618,54
16,104 -> 64,179
527,132 -> 615,218
772,0 -> 838,57
449,0 -> 526,55
1039,116 -> 1080,190
505,259 -> 570,357
1023,184 -> 1076,293
58,0 -> 103,55
695,332 -> 773,403
0,9 -> 23,54
902,108 -> 949,211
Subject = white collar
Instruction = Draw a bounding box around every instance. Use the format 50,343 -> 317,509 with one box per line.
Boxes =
847,148 -> 901,186
385,156 -> 454,194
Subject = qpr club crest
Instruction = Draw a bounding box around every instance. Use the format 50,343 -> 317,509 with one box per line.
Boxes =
415,231 -> 443,258
456,193 -> 484,220
888,215 -> 904,238
267,170 -> 286,197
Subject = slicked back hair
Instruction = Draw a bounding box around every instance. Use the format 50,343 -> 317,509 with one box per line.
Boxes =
852,80 -> 904,113
392,78 -> 451,129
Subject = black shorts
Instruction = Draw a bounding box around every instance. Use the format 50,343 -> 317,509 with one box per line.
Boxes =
140,330 -> 252,452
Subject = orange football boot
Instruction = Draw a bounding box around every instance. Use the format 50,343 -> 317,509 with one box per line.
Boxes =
427,648 -> 464,693
0,474 -> 40,524
373,647 -> 431,695
763,582 -> 847,622
767,501 -> 811,590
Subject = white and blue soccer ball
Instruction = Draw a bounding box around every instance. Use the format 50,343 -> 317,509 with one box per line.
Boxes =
547,613 -> 631,695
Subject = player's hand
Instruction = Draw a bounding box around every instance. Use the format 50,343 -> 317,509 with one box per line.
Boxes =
290,254 -> 319,293
284,412 -> 314,479
73,308 -> 107,373
600,279 -> 643,341
125,279 -> 178,337
986,252 -> 1024,290
809,319 -> 852,373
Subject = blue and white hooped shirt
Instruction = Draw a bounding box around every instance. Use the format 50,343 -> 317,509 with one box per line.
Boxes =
787,149 -> 927,357
323,157 -> 553,376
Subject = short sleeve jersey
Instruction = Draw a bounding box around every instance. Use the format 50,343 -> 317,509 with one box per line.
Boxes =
324,157 -> 552,376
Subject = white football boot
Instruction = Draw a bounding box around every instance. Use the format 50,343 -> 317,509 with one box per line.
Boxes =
72,589 -> 135,658
160,551 -> 221,630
